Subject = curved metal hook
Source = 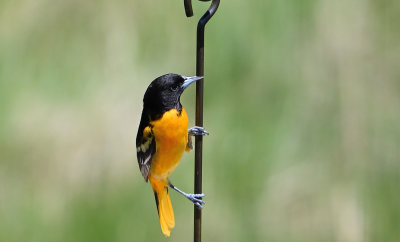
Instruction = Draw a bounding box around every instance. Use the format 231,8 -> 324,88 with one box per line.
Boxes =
197,0 -> 220,33
184,0 -> 217,18
184,0 -> 194,17
191,1 -> 220,242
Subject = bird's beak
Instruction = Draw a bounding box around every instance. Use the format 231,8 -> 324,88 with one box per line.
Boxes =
181,76 -> 203,90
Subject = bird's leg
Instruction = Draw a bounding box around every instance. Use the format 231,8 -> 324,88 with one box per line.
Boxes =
168,181 -> 205,209
187,126 -> 209,150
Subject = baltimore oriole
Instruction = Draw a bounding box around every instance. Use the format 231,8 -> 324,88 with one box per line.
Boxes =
136,73 -> 208,236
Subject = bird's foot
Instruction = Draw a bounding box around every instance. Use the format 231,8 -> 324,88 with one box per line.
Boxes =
187,126 -> 209,150
188,126 -> 209,136
184,193 -> 206,209
169,182 -> 206,209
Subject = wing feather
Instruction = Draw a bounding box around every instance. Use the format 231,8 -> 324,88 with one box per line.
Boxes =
136,110 -> 156,181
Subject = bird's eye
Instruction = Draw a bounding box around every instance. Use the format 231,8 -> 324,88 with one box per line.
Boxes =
170,85 -> 179,91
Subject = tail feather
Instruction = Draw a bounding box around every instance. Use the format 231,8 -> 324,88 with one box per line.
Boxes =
150,178 -> 175,236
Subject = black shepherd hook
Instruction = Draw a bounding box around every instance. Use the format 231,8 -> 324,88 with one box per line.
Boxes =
183,1 -> 220,242
184,0 -> 215,17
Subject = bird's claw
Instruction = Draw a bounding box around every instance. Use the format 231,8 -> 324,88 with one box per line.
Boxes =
188,126 -> 209,136
186,193 -> 205,209
195,203 -> 203,209
187,127 -> 209,150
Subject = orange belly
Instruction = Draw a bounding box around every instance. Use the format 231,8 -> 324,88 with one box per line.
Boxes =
149,108 -> 188,180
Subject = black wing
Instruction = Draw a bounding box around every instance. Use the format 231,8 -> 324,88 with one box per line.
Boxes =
136,109 -> 156,182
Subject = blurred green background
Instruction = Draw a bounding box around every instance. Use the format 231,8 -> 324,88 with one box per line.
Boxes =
1,0 -> 399,241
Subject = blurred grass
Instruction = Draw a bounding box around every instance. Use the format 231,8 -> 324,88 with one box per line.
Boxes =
1,0 -> 400,241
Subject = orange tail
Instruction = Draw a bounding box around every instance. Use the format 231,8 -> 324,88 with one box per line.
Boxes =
149,177 -> 175,236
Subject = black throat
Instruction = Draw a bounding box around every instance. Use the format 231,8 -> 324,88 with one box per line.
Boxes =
144,97 -> 182,121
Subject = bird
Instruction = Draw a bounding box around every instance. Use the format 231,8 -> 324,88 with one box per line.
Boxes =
136,73 -> 208,236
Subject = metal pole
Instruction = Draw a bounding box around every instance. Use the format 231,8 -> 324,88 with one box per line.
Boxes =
193,1 -> 220,242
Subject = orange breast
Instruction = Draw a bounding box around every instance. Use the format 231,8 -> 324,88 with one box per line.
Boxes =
149,108 -> 189,180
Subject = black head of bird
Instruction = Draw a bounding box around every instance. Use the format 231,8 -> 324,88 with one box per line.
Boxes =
143,73 -> 202,119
